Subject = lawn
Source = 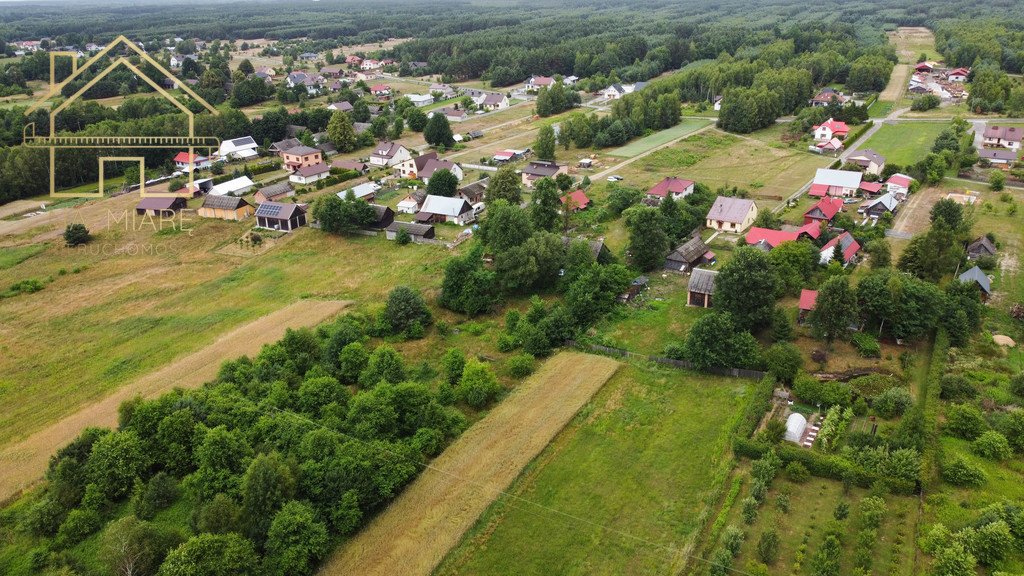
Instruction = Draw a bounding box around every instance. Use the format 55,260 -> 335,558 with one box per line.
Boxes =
0,218 -> 461,446
436,362 -> 751,576
606,118 -> 713,158
861,121 -> 949,166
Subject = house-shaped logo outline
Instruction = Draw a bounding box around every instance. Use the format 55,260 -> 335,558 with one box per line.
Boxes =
22,35 -> 221,198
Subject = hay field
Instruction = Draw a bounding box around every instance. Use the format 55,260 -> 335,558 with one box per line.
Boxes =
320,352 -> 621,576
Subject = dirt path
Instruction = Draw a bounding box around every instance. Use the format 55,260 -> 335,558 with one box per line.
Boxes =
891,186 -> 944,236
879,64 -> 910,102
0,199 -> 48,220
0,299 -> 350,502
592,124 -> 718,180
319,351 -> 620,576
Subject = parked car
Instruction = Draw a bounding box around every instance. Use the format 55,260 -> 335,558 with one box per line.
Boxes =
607,175 -> 624,182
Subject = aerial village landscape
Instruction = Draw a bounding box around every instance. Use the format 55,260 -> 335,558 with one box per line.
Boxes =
1,1 -> 1024,575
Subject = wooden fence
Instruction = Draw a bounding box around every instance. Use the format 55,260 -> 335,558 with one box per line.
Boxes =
568,341 -> 766,380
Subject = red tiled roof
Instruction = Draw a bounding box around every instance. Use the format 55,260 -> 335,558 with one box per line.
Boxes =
174,152 -> 204,163
887,174 -> 912,188
647,176 -> 695,198
745,227 -> 798,248
805,197 -> 843,221
796,220 -> 822,239
371,84 -> 390,92
859,181 -> 884,194
799,289 -> 818,311
561,189 -> 591,209
822,231 -> 861,263
809,183 -> 829,197
813,119 -> 849,134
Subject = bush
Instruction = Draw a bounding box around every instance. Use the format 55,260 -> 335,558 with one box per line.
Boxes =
793,374 -> 852,407
941,456 -> 987,487
505,353 -> 535,378
395,227 -> 411,245
56,508 -> 102,547
741,496 -> 758,524
785,461 -> 810,483
763,343 -> 802,383
63,223 -> 91,247
945,403 -> 988,440
851,333 -> 881,358
132,472 -> 178,520
859,496 -> 887,529
910,94 -> 940,111
849,374 -> 901,399
833,501 -> 850,521
722,525 -> 745,557
775,493 -> 790,512
972,431 -> 1012,460
756,529 -> 779,564
941,374 -> 978,401
873,387 -> 914,419
456,360 -> 503,409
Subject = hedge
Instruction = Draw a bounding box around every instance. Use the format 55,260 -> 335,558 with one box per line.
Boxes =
842,121 -> 874,148
921,329 -> 949,487
733,436 -> 875,488
736,376 -> 776,439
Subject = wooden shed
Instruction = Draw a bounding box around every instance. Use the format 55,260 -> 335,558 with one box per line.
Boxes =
198,195 -> 255,221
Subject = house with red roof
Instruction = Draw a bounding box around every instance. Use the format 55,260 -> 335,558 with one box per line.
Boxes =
915,62 -> 935,73
814,138 -> 844,153
646,177 -> 695,203
803,197 -> 844,225
745,221 -> 820,250
820,231 -> 861,267
561,189 -> 591,212
345,55 -> 362,65
526,75 -> 555,90
370,84 -> 392,96
858,181 -> 884,195
812,118 -> 849,141
173,151 -> 211,171
798,289 -> 817,323
885,173 -> 914,198
947,67 -> 970,82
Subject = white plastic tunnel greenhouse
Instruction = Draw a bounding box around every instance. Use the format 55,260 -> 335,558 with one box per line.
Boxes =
784,413 -> 808,443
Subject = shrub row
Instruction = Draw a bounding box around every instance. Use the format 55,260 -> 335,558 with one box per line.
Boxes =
732,437 -> 876,488
843,121 -> 874,148
735,376 -> 776,439
922,329 -> 950,487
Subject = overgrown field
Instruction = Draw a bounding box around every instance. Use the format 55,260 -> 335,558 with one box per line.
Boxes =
861,122 -> 951,166
436,362 -> 751,576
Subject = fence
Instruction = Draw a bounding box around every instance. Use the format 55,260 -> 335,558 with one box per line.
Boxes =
568,341 -> 766,380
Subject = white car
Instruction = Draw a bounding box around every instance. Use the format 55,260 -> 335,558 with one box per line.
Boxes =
607,175 -> 624,182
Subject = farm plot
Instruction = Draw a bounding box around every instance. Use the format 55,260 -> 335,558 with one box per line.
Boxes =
0,299 -> 350,502
436,363 -> 750,576
320,352 -> 621,576
606,118 -> 713,158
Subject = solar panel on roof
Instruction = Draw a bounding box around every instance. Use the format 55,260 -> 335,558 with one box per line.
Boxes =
257,204 -> 283,217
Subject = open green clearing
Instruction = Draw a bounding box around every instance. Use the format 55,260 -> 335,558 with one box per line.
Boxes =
436,362 -> 751,576
861,122 -> 950,165
606,118 -> 713,157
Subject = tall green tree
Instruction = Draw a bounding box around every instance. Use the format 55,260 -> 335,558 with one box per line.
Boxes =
424,113 -> 455,147
715,247 -> 782,331
530,177 -> 561,232
158,533 -> 258,576
241,452 -> 296,543
312,191 -> 375,235
485,165 -> 522,205
426,168 -> 459,197
623,205 -> 669,272
327,110 -> 357,153
481,199 -> 533,252
534,124 -> 556,161
810,276 -> 859,346
264,501 -> 329,576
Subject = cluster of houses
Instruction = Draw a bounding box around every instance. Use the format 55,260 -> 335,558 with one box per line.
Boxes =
909,62 -> 969,102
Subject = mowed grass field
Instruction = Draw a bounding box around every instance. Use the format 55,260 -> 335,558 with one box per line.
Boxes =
861,121 -> 949,165
0,215 -> 454,447
436,363 -> 751,576
322,352 -> 621,576
607,118 -> 713,157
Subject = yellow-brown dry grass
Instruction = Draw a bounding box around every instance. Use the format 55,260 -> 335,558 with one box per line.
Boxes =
319,351 -> 620,576
879,63 -> 911,102
891,186 -> 949,236
0,299 -> 349,502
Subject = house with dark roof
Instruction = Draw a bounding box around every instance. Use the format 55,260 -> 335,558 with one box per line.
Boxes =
395,152 -> 438,180
370,141 -> 412,167
705,196 -> 758,233
386,221 -> 435,242
983,125 -> 1023,151
521,161 -> 567,188
646,177 -> 695,203
958,266 -> 992,299
256,202 -> 307,232
367,204 -> 395,230
332,159 -> 369,174
562,236 -> 612,263
254,182 -> 295,204
846,149 -> 886,176
967,237 -> 997,260
665,236 -> 710,272
136,196 -> 186,216
327,101 -> 354,113
458,178 -> 488,205
820,231 -> 860,267
687,269 -> 718,308
420,158 -> 463,184
980,148 -> 1019,166
859,192 -> 899,219
803,197 -> 844,225
282,146 -> 323,174
270,138 -> 302,155
809,88 -> 851,107
397,189 -> 428,214
198,195 -> 254,220
479,93 -> 508,110
289,162 -> 331,185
